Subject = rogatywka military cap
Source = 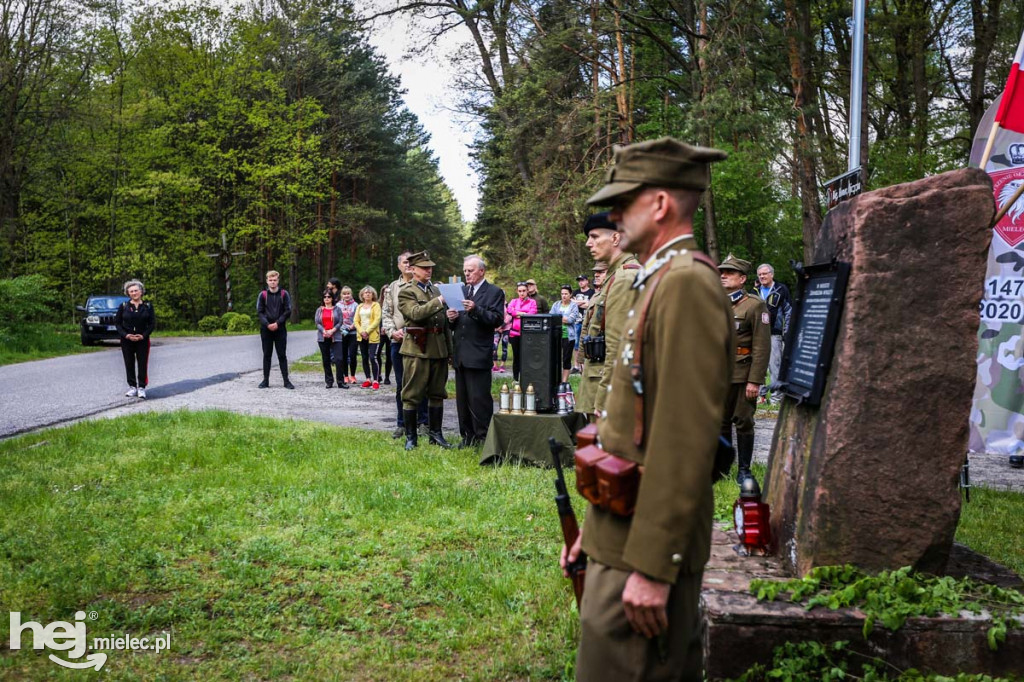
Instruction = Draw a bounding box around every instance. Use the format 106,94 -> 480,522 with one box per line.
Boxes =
408,250 -> 436,267
586,137 -> 729,206
718,253 -> 751,275
582,211 -> 617,236
592,262 -> 609,272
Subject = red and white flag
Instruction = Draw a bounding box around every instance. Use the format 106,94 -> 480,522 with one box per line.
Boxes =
996,29 -> 1024,134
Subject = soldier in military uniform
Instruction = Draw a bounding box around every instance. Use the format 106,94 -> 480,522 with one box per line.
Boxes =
562,138 -> 733,681
585,212 -> 640,420
718,254 -> 771,483
398,251 -> 454,450
576,260 -> 608,419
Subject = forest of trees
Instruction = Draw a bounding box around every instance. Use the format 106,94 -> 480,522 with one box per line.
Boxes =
375,0 -> 1021,284
0,0 -> 465,325
3,0 -> 1022,324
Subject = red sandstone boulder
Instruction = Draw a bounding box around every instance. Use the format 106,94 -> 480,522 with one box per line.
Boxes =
764,168 -> 994,575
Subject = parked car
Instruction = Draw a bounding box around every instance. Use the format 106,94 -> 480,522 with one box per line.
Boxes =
77,295 -> 129,346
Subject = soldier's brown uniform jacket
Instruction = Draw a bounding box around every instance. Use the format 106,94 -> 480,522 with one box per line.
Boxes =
730,292 -> 770,385
576,283 -> 605,416
592,252 -> 639,417
397,281 -> 453,359
584,235 -> 733,582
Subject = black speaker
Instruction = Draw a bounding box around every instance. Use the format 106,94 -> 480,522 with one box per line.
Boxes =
520,314 -> 561,412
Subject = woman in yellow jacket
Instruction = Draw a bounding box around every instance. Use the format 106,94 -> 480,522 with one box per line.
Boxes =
355,285 -> 383,389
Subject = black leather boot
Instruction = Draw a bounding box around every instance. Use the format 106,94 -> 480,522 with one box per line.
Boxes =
403,409 -> 418,450
712,432 -> 734,483
736,432 -> 755,484
427,406 -> 453,449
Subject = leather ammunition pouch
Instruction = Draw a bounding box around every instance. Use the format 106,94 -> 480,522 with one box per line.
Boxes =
582,335 -> 606,363
405,326 -> 428,352
574,425 -> 642,517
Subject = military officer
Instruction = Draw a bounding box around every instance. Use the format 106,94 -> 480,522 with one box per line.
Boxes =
398,250 -> 454,450
576,260 -> 608,419
579,211 -> 640,420
718,254 -> 771,483
562,138 -> 733,681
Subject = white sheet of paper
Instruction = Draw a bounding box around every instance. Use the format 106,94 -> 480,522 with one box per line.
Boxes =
437,283 -> 466,312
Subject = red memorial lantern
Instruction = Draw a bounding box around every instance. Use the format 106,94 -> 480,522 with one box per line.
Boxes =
733,476 -> 772,555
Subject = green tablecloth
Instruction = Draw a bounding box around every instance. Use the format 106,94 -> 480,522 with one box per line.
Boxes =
479,411 -> 588,467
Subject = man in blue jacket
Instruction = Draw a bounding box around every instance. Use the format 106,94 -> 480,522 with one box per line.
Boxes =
753,263 -> 792,405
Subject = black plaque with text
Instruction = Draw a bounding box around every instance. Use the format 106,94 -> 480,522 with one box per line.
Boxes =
778,261 -> 850,406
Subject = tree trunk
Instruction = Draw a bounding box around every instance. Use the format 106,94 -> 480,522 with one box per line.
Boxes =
784,0 -> 823,261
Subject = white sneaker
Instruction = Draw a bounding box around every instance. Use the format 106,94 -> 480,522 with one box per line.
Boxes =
125,387 -> 137,397
137,387 -> 146,399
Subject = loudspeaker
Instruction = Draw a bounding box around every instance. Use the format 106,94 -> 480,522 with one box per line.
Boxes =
520,314 -> 561,412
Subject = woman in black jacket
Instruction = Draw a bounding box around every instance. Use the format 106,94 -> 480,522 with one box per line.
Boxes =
115,279 -> 155,398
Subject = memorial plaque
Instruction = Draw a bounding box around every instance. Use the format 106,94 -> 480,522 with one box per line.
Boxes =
778,261 -> 850,406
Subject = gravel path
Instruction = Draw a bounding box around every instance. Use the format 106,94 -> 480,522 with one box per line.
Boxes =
42,363 -> 1024,493
749,413 -> 1023,494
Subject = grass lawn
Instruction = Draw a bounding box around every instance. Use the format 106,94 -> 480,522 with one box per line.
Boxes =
2,412 -> 1019,680
0,411 -> 579,680
0,323 -> 102,366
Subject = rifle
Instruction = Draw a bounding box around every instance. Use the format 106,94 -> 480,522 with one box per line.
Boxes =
548,437 -> 586,607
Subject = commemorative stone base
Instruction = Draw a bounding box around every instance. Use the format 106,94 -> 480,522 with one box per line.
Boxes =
701,526 -> 1024,681
764,168 -> 995,575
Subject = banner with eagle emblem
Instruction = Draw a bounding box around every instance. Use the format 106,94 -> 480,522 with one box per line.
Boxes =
969,94 -> 1024,456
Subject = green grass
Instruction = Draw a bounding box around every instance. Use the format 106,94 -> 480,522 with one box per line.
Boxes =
2,412 -> 1018,680
0,411 -> 579,680
0,323 -> 102,366
955,486 -> 1024,576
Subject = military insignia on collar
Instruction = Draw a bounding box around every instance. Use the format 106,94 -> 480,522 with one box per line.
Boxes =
728,290 -> 745,304
633,249 -> 685,287
761,312 -> 770,324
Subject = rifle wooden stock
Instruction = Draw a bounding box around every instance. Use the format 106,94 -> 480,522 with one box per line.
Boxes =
549,437 -> 587,608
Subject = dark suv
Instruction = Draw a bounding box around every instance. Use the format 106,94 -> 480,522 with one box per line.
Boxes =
77,295 -> 129,345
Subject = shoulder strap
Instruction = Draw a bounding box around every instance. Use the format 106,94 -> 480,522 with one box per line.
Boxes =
630,250 -> 722,447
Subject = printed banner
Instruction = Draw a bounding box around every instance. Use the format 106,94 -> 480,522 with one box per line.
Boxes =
969,93 -> 1024,455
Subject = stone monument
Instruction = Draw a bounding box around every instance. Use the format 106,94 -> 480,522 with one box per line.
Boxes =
763,168 -> 994,575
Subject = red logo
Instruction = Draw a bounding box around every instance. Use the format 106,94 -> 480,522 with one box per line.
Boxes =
990,167 -> 1024,247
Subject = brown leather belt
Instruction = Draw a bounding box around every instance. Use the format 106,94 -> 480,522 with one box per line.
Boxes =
424,327 -> 443,334
736,347 -> 752,356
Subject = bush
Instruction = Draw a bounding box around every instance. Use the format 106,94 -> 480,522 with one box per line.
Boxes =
198,315 -> 221,333
226,314 -> 255,333
0,275 -> 52,329
220,311 -> 241,329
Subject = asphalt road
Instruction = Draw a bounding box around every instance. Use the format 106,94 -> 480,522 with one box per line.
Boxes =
0,331 -> 316,439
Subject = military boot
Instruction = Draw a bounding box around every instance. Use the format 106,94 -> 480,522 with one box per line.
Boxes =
427,406 -> 453,449
736,432 -> 755,484
712,433 -> 734,483
403,409 -> 418,451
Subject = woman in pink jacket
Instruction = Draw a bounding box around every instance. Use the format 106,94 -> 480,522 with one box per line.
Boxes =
505,282 -> 538,381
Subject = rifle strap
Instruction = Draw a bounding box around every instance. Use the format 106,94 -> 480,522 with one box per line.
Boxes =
631,250 -> 721,448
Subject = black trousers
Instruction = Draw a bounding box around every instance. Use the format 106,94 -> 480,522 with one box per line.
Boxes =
378,336 -> 392,381
561,337 -> 575,370
341,333 -> 358,376
260,327 -> 288,380
121,337 -> 150,388
510,335 -> 522,381
455,366 -> 494,443
318,340 -> 343,384
359,339 -> 380,381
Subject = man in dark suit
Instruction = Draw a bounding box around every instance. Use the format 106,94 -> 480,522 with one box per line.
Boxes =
446,255 -> 506,447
